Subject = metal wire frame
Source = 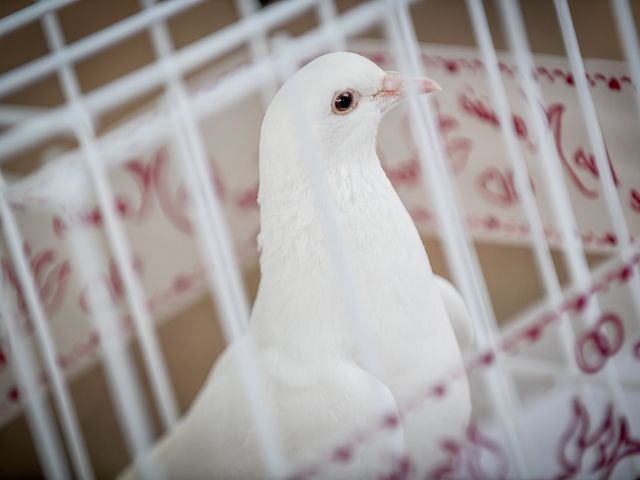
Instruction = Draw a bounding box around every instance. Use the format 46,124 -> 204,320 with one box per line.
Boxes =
233,0 -> 279,107
24,10 -> 173,479
468,0 -> 638,471
498,1 -> 640,474
465,2 -> 638,465
612,0 -> 640,120
39,7 -> 180,434
139,0 -> 288,474
554,0 -> 640,317
0,0 -> 639,478
465,0 -> 577,366
0,105 -> 45,127
0,0 -> 206,98
272,38 -> 386,380
381,3 -> 531,475
0,187 -> 73,480
0,0 -> 77,37
66,223 -> 159,479
0,0 -> 318,160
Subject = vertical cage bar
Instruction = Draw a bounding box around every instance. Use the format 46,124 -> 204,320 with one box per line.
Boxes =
0,183 -> 94,479
384,2 -> 531,476
66,225 -> 159,479
499,3 -> 640,473
0,0 -> 206,99
137,0 -> 289,475
273,41 -> 385,380
315,0 -> 346,51
270,27 -> 401,475
496,0 -> 593,300
0,179 -> 71,480
553,0 -> 640,318
233,0 -> 279,106
611,0 -> 640,119
39,11 -> 179,431
465,0 -> 577,365
173,105 -> 290,477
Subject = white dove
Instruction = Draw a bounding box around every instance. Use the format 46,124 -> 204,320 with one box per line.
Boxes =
119,51 -> 471,480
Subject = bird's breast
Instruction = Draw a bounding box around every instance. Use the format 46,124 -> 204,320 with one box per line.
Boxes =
253,162 -> 460,383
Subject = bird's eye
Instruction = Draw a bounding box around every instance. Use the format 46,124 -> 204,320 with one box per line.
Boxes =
332,90 -> 359,115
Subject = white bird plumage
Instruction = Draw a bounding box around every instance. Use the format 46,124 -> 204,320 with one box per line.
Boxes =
119,51 -> 471,480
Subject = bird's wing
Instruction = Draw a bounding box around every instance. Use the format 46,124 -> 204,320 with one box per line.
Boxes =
118,338 -> 405,479
434,275 -> 475,351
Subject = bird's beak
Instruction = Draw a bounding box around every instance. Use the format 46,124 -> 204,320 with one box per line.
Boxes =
374,71 -> 441,98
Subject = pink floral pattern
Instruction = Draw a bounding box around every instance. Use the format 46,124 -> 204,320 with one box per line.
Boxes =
429,425 -> 508,480
555,397 -> 640,480
1,243 -> 71,322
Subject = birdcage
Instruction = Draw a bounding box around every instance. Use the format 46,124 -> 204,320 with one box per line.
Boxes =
1,0 -> 639,478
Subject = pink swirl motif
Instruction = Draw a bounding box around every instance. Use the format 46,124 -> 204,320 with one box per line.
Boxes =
0,243 -> 71,324
477,166 -> 520,207
152,147 -> 192,234
428,424 -> 509,480
52,146 -> 228,237
52,153 -> 156,236
458,86 -> 534,153
433,99 -> 473,174
151,146 -> 227,235
555,397 -> 640,480
380,106 -> 472,188
631,188 -> 640,213
546,104 -> 620,200
78,255 -> 144,315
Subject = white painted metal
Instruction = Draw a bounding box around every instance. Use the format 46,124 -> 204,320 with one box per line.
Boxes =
233,0 -> 279,107
0,105 -> 45,126
315,0 -> 347,51
274,39 -> 385,379
0,0 -> 392,162
0,172 -> 93,479
465,0 -> 577,366
0,0 -> 207,98
496,0 -> 594,318
499,1 -> 640,474
0,175 -> 71,480
552,2 -> 640,472
0,0 -> 77,37
66,224 -> 159,480
138,0 -> 289,475
39,6 -> 179,434
612,0 -> 640,120
554,0 -> 640,320
383,3 -> 530,476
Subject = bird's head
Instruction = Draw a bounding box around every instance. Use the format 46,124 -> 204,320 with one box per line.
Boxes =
260,51 -> 440,169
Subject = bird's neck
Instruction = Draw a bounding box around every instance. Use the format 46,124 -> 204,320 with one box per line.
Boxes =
250,148 -> 435,359
256,143 -> 388,270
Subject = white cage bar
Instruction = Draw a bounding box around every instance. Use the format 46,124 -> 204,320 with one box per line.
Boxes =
383,3 -> 531,476
39,8 -> 180,433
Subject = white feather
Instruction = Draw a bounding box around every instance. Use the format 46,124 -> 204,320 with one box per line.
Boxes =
119,51 -> 470,480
